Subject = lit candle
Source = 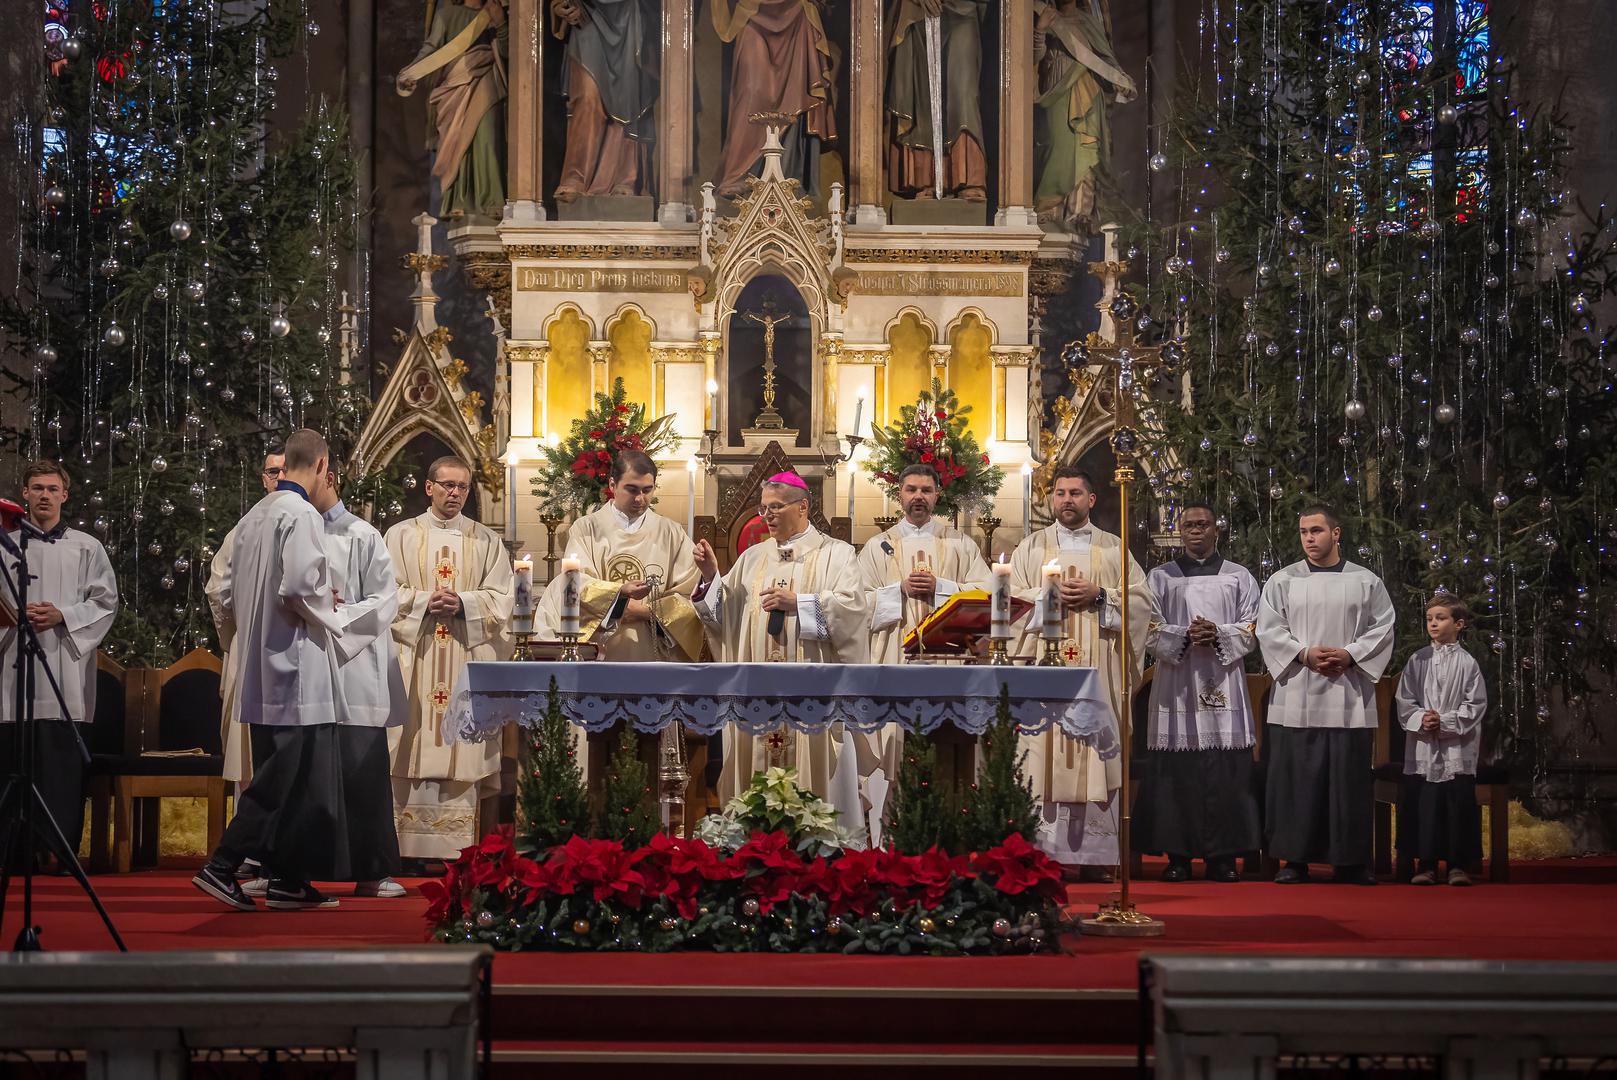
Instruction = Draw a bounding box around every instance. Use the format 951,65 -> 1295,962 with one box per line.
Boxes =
845,456 -> 857,522
991,555 -> 1013,641
546,431 -> 559,449
1042,559 -> 1064,640
1020,462 -> 1034,536
512,553 -> 534,634
852,384 -> 867,438
706,378 -> 719,431
503,446 -> 520,541
686,456 -> 698,536
560,553 -> 582,636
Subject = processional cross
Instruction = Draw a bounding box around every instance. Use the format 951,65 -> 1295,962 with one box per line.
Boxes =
744,297 -> 793,430
1058,262 -> 1186,937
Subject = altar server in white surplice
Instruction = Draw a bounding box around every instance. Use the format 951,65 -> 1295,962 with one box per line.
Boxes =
1258,504 -> 1396,886
206,448 -> 285,791
854,463 -> 991,841
1008,466 -> 1148,879
192,429 -> 353,913
0,460 -> 118,858
311,465 -> 406,898
1132,501 -> 1262,884
692,472 -> 869,825
384,455 -> 513,863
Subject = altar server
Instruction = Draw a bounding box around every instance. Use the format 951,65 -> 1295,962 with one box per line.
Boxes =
1133,502 -> 1262,882
384,455 -> 513,863
1,460 -> 118,858
192,429 -> 350,911
1258,504 -> 1396,885
692,472 -> 868,818
1007,465 -> 1148,879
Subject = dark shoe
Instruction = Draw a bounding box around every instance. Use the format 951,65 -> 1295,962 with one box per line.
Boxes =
234,858 -> 263,881
1410,869 -> 1437,886
193,864 -> 256,911
1447,868 -> 1473,887
1160,858 -> 1192,883
1273,863 -> 1311,884
1206,859 -> 1241,883
1077,865 -> 1116,883
1333,865 -> 1378,886
265,880 -> 340,910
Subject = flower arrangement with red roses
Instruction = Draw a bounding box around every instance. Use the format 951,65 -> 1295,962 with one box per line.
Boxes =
867,379 -> 1003,518
532,378 -> 677,516
424,826 -> 1070,955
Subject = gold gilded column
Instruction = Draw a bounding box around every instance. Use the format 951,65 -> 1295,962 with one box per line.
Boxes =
997,0 -> 1035,227
849,0 -> 886,224
658,0 -> 695,224
507,0 -> 545,221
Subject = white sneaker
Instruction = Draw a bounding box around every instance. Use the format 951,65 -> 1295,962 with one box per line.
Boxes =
354,878 -> 407,898
241,877 -> 271,897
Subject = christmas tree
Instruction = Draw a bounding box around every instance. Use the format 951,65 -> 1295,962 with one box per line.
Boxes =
884,728 -> 958,855
956,686 -> 1040,853
597,723 -> 659,849
517,679 -> 592,852
3,0 -> 381,664
1106,0 -> 1615,782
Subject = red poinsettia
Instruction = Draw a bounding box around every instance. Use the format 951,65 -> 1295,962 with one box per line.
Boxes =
973,834 -> 1065,900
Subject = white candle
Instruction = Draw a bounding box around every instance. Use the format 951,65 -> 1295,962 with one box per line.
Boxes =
686,457 -> 698,536
991,555 -> 1012,641
503,447 -> 520,540
1020,462 -> 1034,536
706,378 -> 719,431
512,554 -> 534,634
846,458 -> 857,522
852,385 -> 867,438
560,553 -> 582,636
1042,559 -> 1063,640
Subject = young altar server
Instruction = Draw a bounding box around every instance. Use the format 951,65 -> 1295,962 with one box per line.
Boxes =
1395,592 -> 1487,886
1007,465 -> 1148,880
192,429 -> 351,911
692,472 -> 868,820
1,460 -> 118,859
1133,501 -> 1262,882
1257,504 -> 1396,885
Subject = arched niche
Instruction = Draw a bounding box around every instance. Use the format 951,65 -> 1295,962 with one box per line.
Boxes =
606,307 -> 654,408
725,273 -> 814,446
885,310 -> 935,425
545,307 -> 594,437
386,431 -> 483,530
948,312 -> 994,447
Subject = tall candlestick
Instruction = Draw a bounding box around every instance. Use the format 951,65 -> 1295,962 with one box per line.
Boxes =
686,457 -> 698,536
1020,462 -> 1034,536
1041,559 -> 1064,640
512,553 -> 534,634
560,554 -> 582,636
706,378 -> 719,431
852,385 -> 867,438
991,555 -> 1013,641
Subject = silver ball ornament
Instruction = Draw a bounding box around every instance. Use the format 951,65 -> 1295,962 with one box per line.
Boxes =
61,37 -> 82,61
1365,305 -> 1383,322
1148,151 -> 1168,172
150,455 -> 168,474
1344,399 -> 1366,421
169,218 -> 192,241
1437,103 -> 1459,125
44,185 -> 67,207
1435,403 -> 1457,425
152,282 -> 171,301
103,323 -> 127,347
1492,491 -> 1510,511
184,280 -> 205,301
269,314 -> 291,338
1324,257 -> 1342,276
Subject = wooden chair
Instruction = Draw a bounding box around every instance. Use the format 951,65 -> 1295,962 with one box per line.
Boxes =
1373,679 -> 1511,883
85,652 -> 152,872
109,648 -> 228,872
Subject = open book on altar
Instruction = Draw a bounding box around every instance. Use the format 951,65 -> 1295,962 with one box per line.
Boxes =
902,590 -> 1033,656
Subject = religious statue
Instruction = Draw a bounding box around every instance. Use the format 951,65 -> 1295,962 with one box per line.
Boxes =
743,299 -> 793,430
1033,0 -> 1136,230
398,0 -> 509,220
886,0 -> 991,202
710,0 -> 839,199
551,0 -> 659,201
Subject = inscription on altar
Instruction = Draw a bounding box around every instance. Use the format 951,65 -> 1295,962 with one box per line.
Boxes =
855,270 -> 1024,298
516,266 -> 687,293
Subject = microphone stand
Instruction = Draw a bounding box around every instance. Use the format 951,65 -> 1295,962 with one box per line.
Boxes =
0,524 -> 127,952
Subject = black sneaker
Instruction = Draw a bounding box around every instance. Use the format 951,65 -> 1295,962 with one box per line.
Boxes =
265,880 -> 340,910
234,858 -> 263,881
193,864 -> 256,911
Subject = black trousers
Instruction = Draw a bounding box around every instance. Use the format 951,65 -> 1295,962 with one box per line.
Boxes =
1263,725 -> 1374,867
338,726 -> 401,883
211,724 -> 350,883
1133,746 -> 1262,860
1,721 -> 88,865
1398,774 -> 1482,867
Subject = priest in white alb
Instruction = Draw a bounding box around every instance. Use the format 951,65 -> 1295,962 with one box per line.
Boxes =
855,462 -> 991,838
1,460 -> 118,860
1008,465 -> 1147,879
384,455 -> 514,863
692,472 -> 868,821
1133,501 -> 1262,883
1258,504 -> 1395,886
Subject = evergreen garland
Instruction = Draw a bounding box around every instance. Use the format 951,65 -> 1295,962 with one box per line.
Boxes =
597,724 -> 660,849
956,686 -> 1041,853
884,729 -> 958,855
517,679 -> 592,852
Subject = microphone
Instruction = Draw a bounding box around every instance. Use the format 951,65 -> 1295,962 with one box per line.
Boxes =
880,540 -> 895,556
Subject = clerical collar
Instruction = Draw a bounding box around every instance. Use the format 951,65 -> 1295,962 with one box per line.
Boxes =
895,518 -> 937,538
1306,557 -> 1345,572
1056,522 -> 1093,541
611,505 -> 648,532
427,509 -> 461,527
777,526 -> 812,548
322,500 -> 347,524
276,479 -> 310,502
1176,552 -> 1223,576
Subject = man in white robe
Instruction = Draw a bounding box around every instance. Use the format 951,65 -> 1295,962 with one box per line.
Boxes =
1257,504 -> 1396,885
1133,501 -> 1262,882
205,448 -> 285,792
692,473 -> 869,825
1,460 -> 118,860
385,455 -> 513,863
193,429 -> 352,912
854,463 -> 991,840
1008,466 -> 1147,879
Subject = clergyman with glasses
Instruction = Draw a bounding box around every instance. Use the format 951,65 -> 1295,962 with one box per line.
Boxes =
691,472 -> 869,823
382,455 -> 514,867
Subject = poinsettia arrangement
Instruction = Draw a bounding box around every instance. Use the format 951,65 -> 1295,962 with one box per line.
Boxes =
867,378 -> 1003,518
532,378 -> 677,516
424,827 -> 1069,955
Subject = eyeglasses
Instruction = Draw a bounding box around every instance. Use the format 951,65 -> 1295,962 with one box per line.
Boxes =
757,502 -> 795,518
262,467 -> 285,478
430,480 -> 471,493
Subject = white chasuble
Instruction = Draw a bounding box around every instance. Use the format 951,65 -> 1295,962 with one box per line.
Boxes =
856,519 -> 993,665
1257,560 -> 1396,730
1144,556 -> 1261,751
384,510 -> 514,858
694,527 -> 869,824
0,527 -> 117,724
1008,524 -> 1148,864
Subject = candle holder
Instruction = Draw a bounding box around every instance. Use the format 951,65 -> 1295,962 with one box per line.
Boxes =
540,509 -> 565,581
697,429 -> 722,475
512,629 -> 535,662
873,514 -> 899,532
558,632 -> 582,662
1036,637 -> 1064,666
976,514 -> 1001,561
986,638 -> 1013,665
